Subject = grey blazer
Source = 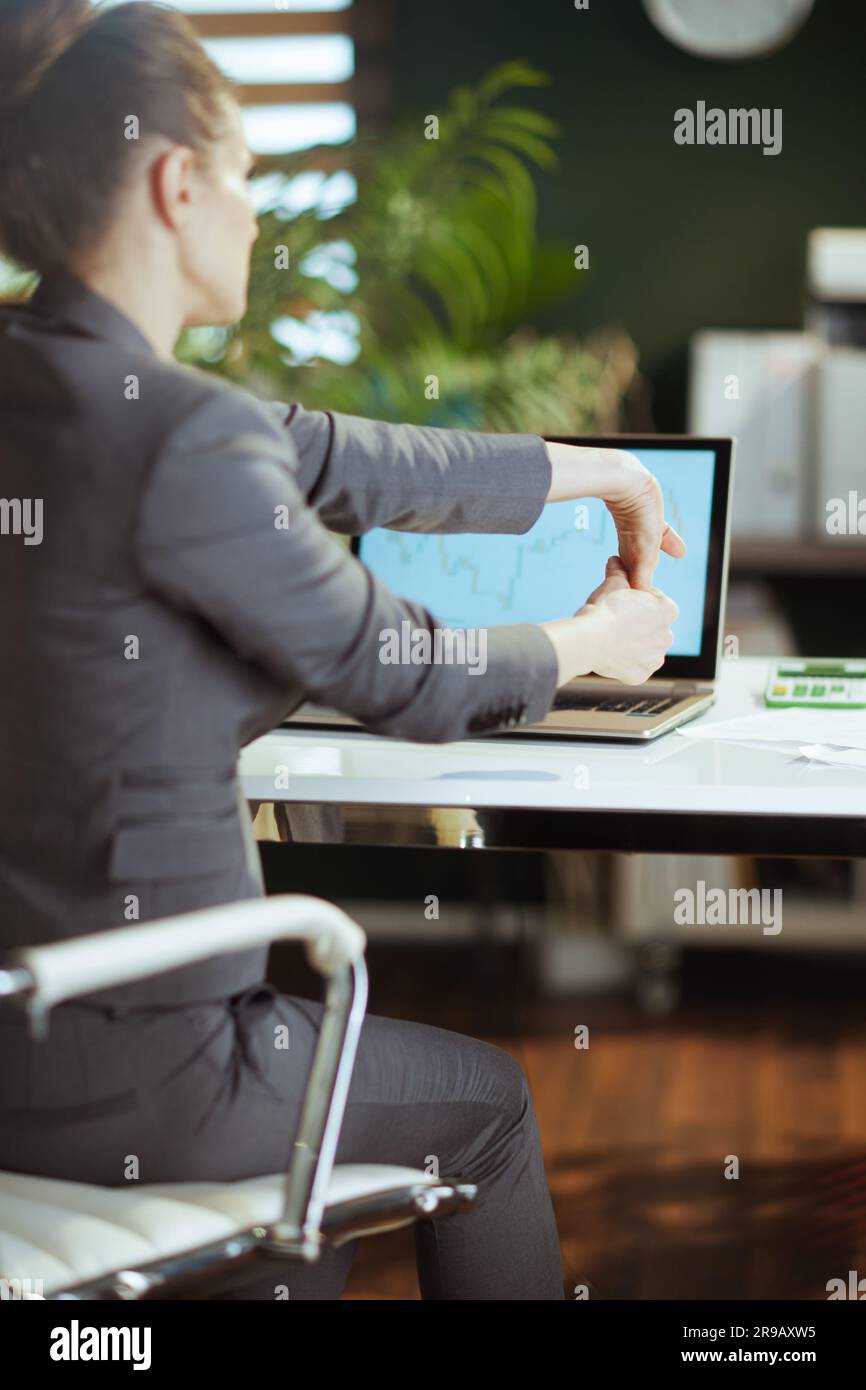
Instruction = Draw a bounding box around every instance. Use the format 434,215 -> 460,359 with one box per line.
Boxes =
0,271 -> 558,1007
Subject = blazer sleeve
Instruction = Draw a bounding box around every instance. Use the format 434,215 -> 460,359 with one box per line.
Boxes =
133,391 -> 559,744
263,398 -> 554,536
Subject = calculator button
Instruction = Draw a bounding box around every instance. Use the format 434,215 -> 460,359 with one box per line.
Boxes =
831,683 -> 845,692
793,683 -> 808,696
811,684 -> 826,697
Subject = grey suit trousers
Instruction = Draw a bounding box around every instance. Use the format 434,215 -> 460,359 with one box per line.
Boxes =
0,984 -> 564,1300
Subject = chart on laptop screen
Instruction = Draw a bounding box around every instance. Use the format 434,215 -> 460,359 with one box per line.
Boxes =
360,448 -> 716,657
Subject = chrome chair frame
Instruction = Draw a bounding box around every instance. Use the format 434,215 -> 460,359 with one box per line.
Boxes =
0,896 -> 476,1300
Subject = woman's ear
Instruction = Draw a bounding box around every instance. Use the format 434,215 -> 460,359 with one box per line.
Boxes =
150,144 -> 197,232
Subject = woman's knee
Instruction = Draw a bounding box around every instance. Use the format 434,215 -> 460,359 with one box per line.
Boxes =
470,1038 -> 533,1130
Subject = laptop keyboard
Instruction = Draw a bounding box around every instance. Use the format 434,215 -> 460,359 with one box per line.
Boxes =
552,690 -> 679,718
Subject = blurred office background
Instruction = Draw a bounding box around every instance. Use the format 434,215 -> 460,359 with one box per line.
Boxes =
9,0 -> 866,1297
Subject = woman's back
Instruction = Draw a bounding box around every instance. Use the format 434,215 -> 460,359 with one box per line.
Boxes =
0,273 -> 295,1009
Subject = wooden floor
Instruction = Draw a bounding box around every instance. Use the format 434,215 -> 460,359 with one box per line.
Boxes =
339,947 -> 866,1300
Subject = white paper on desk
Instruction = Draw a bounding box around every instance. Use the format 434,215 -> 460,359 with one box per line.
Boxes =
677,707 -> 866,752
282,747 -> 344,775
799,743 -> 866,769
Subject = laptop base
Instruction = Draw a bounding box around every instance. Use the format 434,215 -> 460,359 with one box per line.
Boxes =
284,682 -> 716,743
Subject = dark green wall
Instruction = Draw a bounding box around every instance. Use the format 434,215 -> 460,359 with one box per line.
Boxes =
391,0 -> 866,429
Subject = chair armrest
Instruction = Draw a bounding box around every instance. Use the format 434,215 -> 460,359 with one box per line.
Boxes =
7,895 -> 366,1011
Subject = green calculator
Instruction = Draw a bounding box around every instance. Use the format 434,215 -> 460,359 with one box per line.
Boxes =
765,659 -> 866,709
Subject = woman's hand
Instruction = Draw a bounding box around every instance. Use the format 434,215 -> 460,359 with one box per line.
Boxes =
544,441 -> 686,589
540,557 -> 679,686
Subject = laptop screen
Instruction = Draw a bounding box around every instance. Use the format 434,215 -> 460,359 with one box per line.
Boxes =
356,436 -> 733,680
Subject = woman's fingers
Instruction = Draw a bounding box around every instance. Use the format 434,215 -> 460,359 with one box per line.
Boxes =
580,555 -> 631,610
660,523 -> 687,558
616,517 -> 687,588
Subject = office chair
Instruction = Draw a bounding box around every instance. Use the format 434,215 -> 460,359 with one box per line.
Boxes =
0,896 -> 476,1299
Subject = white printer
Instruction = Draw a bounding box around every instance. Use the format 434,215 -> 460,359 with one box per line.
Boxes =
689,227 -> 866,542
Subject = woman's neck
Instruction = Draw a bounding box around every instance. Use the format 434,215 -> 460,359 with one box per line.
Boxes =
69,255 -> 185,361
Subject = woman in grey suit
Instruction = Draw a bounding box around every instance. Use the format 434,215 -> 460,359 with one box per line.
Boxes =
0,0 -> 682,1299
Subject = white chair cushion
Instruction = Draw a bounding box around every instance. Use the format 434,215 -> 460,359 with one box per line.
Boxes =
0,1164 -> 436,1296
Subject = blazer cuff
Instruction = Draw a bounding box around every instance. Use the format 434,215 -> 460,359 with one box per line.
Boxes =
520,622 -> 561,725
486,433 -> 552,534
464,622 -> 560,735
361,619 -> 560,743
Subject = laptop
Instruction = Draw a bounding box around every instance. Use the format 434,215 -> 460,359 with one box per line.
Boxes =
288,434 -> 735,742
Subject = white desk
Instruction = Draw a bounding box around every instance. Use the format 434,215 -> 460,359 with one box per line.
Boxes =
240,658 -> 866,857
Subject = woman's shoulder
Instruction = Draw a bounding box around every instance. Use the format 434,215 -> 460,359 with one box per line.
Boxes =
1,291 -> 288,456
138,356 -> 290,458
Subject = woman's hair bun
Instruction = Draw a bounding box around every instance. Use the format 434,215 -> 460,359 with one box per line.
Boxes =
0,0 -> 233,275
0,0 -> 94,116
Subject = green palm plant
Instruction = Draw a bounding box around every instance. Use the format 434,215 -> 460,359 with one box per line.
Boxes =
179,60 -> 639,431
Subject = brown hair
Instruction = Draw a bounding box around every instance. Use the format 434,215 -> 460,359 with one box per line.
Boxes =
0,0 -> 236,275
